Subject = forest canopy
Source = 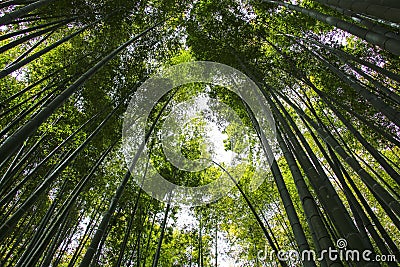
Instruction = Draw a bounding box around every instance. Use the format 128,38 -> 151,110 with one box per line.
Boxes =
0,0 -> 399,266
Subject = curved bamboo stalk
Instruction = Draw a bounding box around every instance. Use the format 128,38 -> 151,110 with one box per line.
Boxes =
0,80 -> 63,138
0,0 -> 59,26
209,159 -> 289,267
314,0 -> 400,23
0,104 -> 120,242
19,142 -> 116,266
0,18 -> 74,41
242,98 -> 316,266
0,22 -> 63,54
304,45 -> 400,127
0,112 -> 98,207
115,156 -> 151,267
0,1 -> 35,9
142,211 -> 157,267
67,201 -> 104,267
263,0 -> 400,55
151,200 -> 171,267
0,17 -> 103,79
0,20 -> 164,166
78,87 -> 174,267
317,3 -> 400,40
276,90 -> 400,219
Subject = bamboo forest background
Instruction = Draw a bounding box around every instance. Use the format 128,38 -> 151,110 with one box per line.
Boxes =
0,0 -> 400,266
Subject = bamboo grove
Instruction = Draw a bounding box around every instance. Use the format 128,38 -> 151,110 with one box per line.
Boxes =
0,0 -> 399,266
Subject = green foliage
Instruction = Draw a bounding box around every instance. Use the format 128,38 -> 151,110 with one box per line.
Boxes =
0,0 -> 399,266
